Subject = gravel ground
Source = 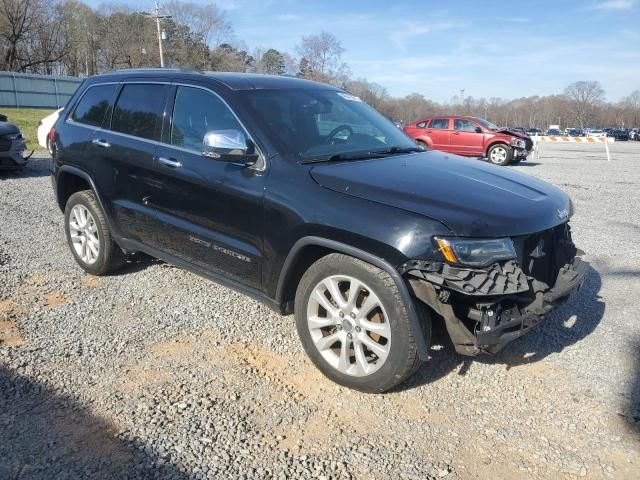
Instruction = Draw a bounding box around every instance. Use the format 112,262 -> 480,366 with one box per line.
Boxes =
1,143 -> 639,480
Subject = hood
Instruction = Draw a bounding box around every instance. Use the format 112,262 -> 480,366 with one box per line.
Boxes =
0,122 -> 20,136
497,128 -> 528,139
309,151 -> 571,237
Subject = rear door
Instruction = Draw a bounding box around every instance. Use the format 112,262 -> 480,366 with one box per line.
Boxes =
149,83 -> 266,289
425,118 -> 452,151
86,82 -> 171,246
450,118 -> 485,156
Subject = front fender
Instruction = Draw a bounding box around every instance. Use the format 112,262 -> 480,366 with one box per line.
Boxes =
276,236 -> 431,360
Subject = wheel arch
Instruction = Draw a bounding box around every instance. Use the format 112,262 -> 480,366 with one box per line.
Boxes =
276,236 -> 430,360
55,166 -> 119,238
485,140 -> 510,157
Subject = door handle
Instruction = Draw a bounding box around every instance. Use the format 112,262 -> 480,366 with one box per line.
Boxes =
92,139 -> 110,148
158,157 -> 182,168
452,132 -> 461,135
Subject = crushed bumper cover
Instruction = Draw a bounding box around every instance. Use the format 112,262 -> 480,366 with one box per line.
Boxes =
404,256 -> 588,356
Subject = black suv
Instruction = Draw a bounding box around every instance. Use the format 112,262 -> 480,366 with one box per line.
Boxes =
50,70 -> 588,392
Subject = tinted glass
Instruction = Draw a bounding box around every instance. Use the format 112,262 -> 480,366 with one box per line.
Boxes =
453,119 -> 478,132
71,84 -> 117,127
244,89 -> 415,159
111,84 -> 169,141
429,118 -> 449,129
171,86 -> 243,151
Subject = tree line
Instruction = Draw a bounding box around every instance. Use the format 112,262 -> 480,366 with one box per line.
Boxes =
1,0 -> 639,128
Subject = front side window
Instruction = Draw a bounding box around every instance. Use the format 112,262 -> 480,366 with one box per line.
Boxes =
429,118 -> 450,130
243,89 -> 415,160
70,84 -> 117,127
111,84 -> 169,141
171,86 -> 243,152
454,119 -> 479,132
416,121 -> 426,128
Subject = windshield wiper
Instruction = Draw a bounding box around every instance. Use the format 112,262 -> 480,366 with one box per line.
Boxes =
301,146 -> 424,164
370,146 -> 425,155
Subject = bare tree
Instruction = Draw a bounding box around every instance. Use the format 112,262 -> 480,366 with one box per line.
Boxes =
164,0 -> 231,68
295,31 -> 348,84
0,0 -> 66,72
564,81 -> 605,128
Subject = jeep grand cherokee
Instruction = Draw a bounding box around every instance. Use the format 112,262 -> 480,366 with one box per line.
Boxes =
50,70 -> 587,392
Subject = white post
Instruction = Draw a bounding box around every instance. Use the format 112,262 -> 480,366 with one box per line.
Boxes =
155,2 -> 164,68
604,136 -> 611,162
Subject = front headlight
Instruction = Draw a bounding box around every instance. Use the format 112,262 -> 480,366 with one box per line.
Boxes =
510,137 -> 526,148
434,237 -> 517,267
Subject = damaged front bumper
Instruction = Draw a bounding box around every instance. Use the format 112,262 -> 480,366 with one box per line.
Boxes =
402,254 -> 588,356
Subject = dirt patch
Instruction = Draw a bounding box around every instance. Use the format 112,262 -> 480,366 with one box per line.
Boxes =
81,275 -> 101,289
0,320 -> 24,347
117,367 -> 173,393
44,292 -> 70,310
0,299 -> 14,315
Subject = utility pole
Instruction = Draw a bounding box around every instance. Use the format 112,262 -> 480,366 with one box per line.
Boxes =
144,2 -> 171,67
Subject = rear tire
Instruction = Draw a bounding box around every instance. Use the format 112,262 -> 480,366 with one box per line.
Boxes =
294,253 -> 427,393
64,190 -> 125,276
487,143 -> 513,166
416,140 -> 428,150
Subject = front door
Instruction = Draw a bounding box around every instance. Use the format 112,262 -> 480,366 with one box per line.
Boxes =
450,118 -> 485,156
148,84 -> 266,289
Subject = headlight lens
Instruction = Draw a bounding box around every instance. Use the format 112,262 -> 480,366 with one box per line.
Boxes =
510,137 -> 525,148
434,237 -> 517,267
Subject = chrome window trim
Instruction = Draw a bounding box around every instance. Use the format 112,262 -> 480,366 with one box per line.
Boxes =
65,79 -> 267,172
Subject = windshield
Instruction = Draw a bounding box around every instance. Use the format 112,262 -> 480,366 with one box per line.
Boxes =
242,89 -> 416,160
474,117 -> 500,131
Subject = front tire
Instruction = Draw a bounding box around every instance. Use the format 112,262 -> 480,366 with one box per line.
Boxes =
64,190 -> 125,276
294,253 -> 427,393
487,143 -> 513,166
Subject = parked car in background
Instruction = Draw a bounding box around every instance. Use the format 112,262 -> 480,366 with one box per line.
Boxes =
403,116 -> 533,166
546,128 -> 562,136
526,128 -> 542,137
609,129 -> 629,141
510,127 -> 526,135
565,128 -> 582,137
38,108 -> 63,154
586,129 -> 606,137
0,117 -> 29,170
628,128 -> 639,140
50,69 -> 587,392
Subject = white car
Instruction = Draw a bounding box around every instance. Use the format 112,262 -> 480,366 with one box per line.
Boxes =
37,108 -> 63,153
586,129 -> 605,138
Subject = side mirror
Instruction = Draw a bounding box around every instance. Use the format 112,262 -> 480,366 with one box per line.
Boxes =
475,126 -> 483,133
202,129 -> 258,166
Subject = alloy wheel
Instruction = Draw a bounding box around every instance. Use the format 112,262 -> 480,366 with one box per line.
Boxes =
490,146 -> 508,163
306,275 -> 391,377
69,204 -> 100,264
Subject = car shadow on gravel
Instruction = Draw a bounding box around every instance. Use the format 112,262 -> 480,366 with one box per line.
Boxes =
398,265 -> 605,390
0,365 -> 189,480
0,157 -> 51,180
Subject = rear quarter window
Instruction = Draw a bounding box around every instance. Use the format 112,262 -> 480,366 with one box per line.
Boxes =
70,84 -> 118,127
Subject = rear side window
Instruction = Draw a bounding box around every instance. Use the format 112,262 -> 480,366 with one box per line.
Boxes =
416,121 -> 426,128
111,84 -> 169,141
170,86 -> 243,151
429,118 -> 449,129
70,84 -> 117,127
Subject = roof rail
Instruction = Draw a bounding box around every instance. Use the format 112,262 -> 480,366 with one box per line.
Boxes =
103,67 -> 203,75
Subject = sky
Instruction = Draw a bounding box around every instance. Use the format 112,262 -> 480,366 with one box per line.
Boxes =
83,0 -> 640,102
